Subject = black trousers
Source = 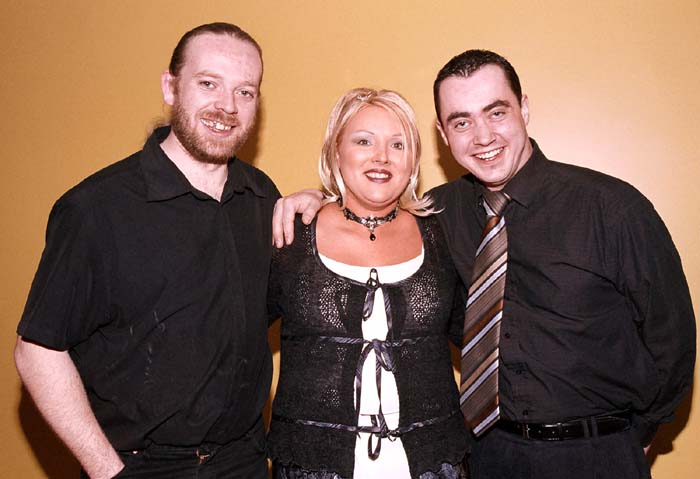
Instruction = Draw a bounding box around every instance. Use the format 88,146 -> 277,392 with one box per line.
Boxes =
81,417 -> 267,479
469,427 -> 651,479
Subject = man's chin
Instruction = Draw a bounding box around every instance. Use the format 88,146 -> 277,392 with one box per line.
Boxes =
197,156 -> 230,165
193,150 -> 234,165
190,140 -> 244,165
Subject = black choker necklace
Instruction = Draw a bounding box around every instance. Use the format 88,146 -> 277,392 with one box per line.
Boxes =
342,205 -> 399,241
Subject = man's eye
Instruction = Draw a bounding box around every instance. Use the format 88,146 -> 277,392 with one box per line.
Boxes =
200,81 -> 214,88
238,90 -> 254,98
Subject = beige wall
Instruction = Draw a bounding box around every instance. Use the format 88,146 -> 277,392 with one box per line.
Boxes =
2,1 -> 698,477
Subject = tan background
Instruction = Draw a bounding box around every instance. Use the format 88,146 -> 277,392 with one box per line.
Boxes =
2,0 -> 698,477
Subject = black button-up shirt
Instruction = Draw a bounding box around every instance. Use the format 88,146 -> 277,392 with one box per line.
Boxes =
430,140 -> 695,443
18,127 -> 280,449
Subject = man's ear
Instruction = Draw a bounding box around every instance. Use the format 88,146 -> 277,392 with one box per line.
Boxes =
161,71 -> 176,106
436,119 -> 449,147
520,94 -> 530,125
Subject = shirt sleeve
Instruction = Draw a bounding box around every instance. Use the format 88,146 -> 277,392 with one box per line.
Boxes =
613,195 -> 695,444
17,194 -> 111,350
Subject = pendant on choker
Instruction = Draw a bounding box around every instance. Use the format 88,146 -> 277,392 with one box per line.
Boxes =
342,205 -> 399,241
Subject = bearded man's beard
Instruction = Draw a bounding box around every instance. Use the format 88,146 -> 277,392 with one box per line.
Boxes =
169,100 -> 254,165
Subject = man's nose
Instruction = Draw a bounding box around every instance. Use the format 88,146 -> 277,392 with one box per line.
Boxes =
473,120 -> 495,145
215,92 -> 238,114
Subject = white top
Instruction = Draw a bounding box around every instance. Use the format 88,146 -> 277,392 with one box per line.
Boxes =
319,249 -> 424,479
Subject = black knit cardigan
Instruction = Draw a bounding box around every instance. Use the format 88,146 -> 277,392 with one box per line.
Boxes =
267,214 -> 469,478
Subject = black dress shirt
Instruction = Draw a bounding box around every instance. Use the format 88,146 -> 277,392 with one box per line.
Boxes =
18,127 -> 280,450
430,140 -> 695,444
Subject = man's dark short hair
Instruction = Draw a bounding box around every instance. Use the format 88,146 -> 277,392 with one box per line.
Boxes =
433,49 -> 522,121
168,22 -> 263,77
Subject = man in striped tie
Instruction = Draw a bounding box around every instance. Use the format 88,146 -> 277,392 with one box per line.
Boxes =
430,49 -> 695,479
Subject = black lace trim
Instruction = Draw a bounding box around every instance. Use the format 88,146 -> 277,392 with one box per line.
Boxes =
272,459 -> 469,479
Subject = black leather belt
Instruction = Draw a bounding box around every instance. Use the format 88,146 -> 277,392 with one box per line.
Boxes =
495,415 -> 630,441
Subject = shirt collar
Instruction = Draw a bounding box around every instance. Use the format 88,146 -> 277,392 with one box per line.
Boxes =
501,138 -> 549,208
469,138 -> 549,210
141,126 -> 268,202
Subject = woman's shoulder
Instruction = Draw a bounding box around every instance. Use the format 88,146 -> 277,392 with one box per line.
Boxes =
415,213 -> 447,245
414,212 -> 440,228
293,213 -> 314,234
273,214 -> 315,263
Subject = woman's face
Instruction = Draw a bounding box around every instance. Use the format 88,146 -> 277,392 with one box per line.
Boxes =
336,105 -> 412,215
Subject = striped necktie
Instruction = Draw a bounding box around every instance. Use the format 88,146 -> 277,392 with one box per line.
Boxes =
460,190 -> 510,436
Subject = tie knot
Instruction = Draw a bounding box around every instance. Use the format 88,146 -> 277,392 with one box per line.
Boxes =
482,190 -> 510,216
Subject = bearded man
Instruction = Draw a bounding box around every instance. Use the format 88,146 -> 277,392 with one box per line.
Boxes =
15,23 -> 279,479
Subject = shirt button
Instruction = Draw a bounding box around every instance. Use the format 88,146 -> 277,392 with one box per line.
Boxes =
522,410 -> 529,416
504,332 -> 511,339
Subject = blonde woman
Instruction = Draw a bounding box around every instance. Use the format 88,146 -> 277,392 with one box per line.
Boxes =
267,88 -> 469,478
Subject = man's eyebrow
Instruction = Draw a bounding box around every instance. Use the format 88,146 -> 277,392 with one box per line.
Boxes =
193,71 -> 259,89
194,70 -> 223,79
483,99 -> 511,111
445,111 -> 471,123
444,99 -> 513,124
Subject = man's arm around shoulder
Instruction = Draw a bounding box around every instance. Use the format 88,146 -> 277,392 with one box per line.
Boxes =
15,337 -> 124,478
272,189 -> 323,247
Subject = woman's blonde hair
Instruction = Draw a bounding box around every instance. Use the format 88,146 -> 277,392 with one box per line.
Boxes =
318,87 -> 437,216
